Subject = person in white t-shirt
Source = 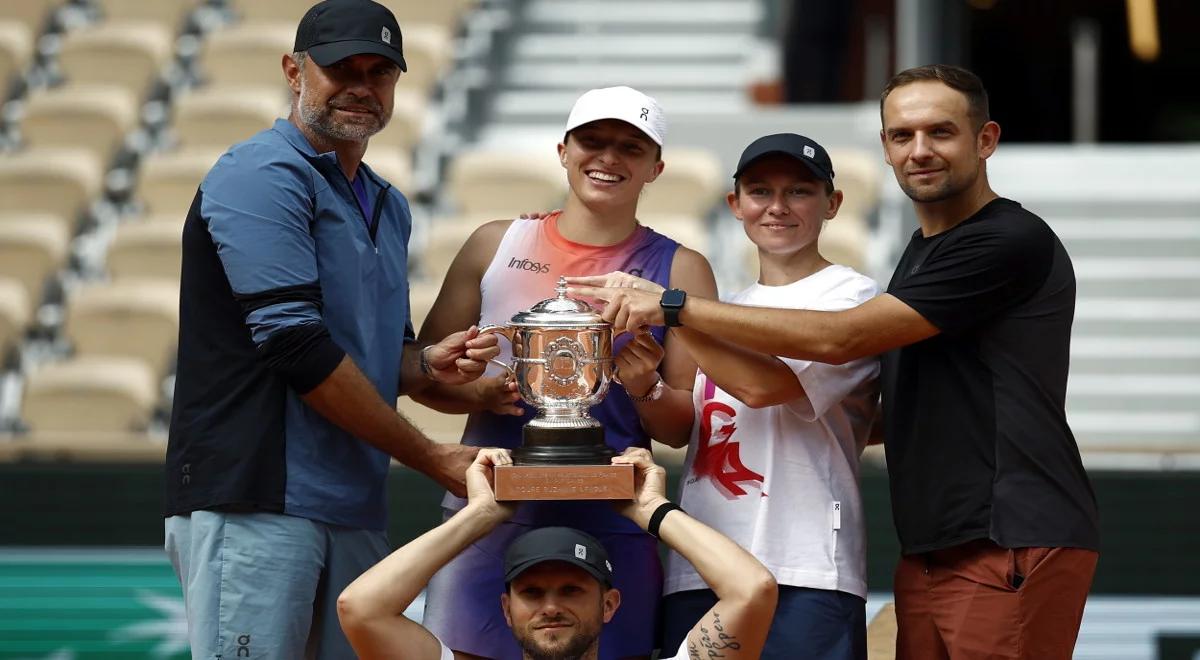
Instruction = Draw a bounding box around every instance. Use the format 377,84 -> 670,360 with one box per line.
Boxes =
336,446 -> 777,660
567,133 -> 879,660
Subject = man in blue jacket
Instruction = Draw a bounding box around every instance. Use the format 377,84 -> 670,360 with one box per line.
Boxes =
163,1 -> 494,657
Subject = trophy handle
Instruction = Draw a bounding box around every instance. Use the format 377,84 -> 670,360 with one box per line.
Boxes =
476,324 -> 517,377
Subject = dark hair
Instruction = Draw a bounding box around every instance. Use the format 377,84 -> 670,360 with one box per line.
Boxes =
880,64 -> 990,131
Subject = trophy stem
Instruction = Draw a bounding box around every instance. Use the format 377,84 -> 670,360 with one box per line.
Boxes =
516,424 -> 614,465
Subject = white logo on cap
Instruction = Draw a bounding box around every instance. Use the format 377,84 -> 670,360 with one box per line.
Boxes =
803,145 -> 816,158
605,560 -> 612,572
381,26 -> 391,44
574,544 -> 587,560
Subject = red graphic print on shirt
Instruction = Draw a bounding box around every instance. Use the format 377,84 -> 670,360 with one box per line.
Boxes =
692,373 -> 764,499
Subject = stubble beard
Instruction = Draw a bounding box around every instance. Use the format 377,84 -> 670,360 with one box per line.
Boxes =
514,620 -> 601,660
297,81 -> 388,143
899,166 -> 977,204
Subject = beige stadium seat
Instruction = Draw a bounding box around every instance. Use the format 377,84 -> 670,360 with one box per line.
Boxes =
18,431 -> 167,462
136,149 -> 222,216
0,217 -> 70,303
21,84 -> 139,163
820,213 -> 869,271
58,21 -> 173,98
0,277 -> 31,357
0,148 -> 104,221
638,214 -> 709,253
419,214 -> 492,283
93,0 -> 200,34
107,221 -> 183,282
828,147 -> 883,218
447,150 -> 565,217
173,86 -> 287,150
229,0 -> 307,24
639,147 -> 724,218
370,88 -> 428,151
395,23 -> 451,94
0,0 -> 61,34
380,0 -> 477,32
0,21 -> 34,89
65,280 -> 180,375
201,22 -> 295,90
21,355 -> 159,433
365,147 -> 413,192
0,211 -> 73,241
866,603 -> 898,660
407,279 -> 443,336
397,397 -> 466,444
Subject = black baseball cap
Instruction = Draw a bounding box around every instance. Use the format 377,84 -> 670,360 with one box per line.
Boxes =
733,133 -> 835,184
294,0 -> 407,71
504,527 -> 614,587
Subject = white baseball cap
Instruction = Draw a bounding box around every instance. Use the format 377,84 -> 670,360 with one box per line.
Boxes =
564,86 -> 666,147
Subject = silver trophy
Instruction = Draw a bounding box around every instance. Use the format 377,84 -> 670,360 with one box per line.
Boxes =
479,277 -> 616,465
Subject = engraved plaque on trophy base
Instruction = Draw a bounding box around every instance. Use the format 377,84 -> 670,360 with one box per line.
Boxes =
494,464 -> 634,501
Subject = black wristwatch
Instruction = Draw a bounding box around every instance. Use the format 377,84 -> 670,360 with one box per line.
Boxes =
660,289 -> 686,327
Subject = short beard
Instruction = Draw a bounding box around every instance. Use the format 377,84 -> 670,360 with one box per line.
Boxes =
297,80 -> 388,143
513,620 -> 600,660
898,167 -> 977,204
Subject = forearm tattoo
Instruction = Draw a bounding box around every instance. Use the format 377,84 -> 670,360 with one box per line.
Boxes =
686,611 -> 741,659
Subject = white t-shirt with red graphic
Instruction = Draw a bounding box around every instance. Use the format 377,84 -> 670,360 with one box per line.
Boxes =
664,265 -> 880,600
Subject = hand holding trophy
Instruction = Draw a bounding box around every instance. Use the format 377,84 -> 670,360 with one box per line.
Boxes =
477,277 -> 634,500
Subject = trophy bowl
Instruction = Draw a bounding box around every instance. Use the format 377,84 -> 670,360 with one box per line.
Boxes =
478,277 -> 616,465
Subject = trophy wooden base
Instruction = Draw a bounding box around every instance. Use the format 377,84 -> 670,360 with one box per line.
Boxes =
494,464 -> 634,501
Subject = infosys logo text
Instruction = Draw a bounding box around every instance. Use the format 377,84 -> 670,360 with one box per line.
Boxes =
508,257 -> 551,274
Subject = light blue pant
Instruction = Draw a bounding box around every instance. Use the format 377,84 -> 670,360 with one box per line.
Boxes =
164,510 -> 389,660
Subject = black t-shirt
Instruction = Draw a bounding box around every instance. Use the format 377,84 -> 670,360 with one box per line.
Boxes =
882,198 -> 1100,554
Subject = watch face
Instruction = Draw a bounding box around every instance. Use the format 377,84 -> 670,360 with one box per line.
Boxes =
662,289 -> 685,308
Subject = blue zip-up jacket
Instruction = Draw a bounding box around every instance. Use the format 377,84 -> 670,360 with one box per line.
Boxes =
165,118 -> 413,531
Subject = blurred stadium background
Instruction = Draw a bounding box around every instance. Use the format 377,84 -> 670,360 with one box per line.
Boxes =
0,0 -> 1197,658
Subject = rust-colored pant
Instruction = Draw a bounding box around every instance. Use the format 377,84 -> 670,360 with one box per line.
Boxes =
894,539 -> 1098,660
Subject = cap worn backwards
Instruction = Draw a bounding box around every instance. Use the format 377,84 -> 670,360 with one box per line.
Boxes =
733,133 -> 836,184
565,86 -> 667,147
294,0 -> 407,71
504,527 -> 614,587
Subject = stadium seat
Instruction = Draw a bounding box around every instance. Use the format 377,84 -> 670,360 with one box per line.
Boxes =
380,0 -> 477,33
0,217 -> 70,304
20,355 -> 159,433
135,149 -> 221,216
92,0 -> 200,34
0,211 -> 72,240
227,0 -> 308,24
200,22 -> 295,90
418,214 -> 490,283
13,430 -> 167,462
0,0 -> 61,35
64,280 -> 180,376
107,221 -> 183,282
819,212 -> 869,271
172,86 -> 287,150
21,84 -> 139,164
0,148 -> 104,222
58,21 -> 174,99
365,147 -> 413,193
0,21 -> 34,92
370,88 -> 428,151
639,147 -> 724,218
394,23 -> 451,94
638,214 -> 709,253
0,276 -> 31,358
827,147 -> 883,218
446,150 -> 566,216
407,278 -> 443,335
397,397 -> 466,444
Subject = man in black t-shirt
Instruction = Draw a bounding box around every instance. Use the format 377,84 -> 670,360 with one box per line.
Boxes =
569,65 -> 1099,660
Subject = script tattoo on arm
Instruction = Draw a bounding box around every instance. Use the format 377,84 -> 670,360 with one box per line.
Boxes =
687,611 -> 740,659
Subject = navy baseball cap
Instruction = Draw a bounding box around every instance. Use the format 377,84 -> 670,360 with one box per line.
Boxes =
294,0 -> 407,71
733,133 -> 835,184
504,527 -> 614,587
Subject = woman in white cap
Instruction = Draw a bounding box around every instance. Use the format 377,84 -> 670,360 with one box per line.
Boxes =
414,86 -> 718,660
568,134 -> 880,660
